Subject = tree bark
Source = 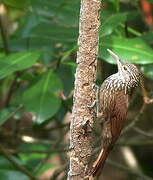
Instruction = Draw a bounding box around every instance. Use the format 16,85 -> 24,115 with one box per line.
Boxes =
68,0 -> 102,179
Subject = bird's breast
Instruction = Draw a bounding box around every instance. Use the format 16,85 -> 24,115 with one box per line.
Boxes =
99,88 -> 129,121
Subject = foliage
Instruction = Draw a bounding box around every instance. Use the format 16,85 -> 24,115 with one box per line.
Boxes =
0,0 -> 153,179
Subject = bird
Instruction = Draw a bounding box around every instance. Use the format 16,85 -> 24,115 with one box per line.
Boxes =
91,49 -> 140,178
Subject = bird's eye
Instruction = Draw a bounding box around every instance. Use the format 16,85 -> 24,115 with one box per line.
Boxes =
123,66 -> 127,70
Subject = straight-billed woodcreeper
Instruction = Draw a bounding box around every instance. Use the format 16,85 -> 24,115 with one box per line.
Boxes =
91,49 -> 140,177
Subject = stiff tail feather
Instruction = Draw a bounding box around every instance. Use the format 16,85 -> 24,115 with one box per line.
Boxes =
91,147 -> 110,177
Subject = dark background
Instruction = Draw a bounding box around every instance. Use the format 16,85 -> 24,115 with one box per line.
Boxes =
0,0 -> 153,179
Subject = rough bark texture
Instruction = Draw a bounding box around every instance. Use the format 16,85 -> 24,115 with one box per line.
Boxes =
68,0 -> 102,179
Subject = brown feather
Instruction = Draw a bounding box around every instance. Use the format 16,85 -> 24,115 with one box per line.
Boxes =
91,50 -> 140,178
92,91 -> 128,177
111,91 -> 128,144
92,147 -> 110,177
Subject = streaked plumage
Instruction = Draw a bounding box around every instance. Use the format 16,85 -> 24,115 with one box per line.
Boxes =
92,49 -> 140,177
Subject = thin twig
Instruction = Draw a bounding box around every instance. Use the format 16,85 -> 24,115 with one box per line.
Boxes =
46,122 -> 70,131
140,78 -> 153,104
93,140 -> 153,154
0,143 -> 39,180
55,121 -> 69,165
59,90 -> 72,112
54,54 -> 62,72
122,78 -> 152,134
50,163 -> 69,180
0,104 -> 24,126
107,159 -> 153,180
117,140 -> 153,146
141,79 -> 147,99
133,127 -> 153,138
34,128 -> 69,173
8,148 -> 69,154
5,74 -> 18,107
122,103 -> 146,134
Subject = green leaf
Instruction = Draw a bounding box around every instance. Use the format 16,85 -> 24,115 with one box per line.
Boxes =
3,0 -> 31,8
99,36 -> 153,64
141,31 -> 153,45
30,23 -> 78,43
57,64 -> 75,96
23,71 -> 62,124
16,12 -> 39,38
140,64 -> 153,80
37,164 -> 56,176
18,143 -> 48,163
0,156 -> 17,170
31,0 -> 79,26
7,38 -> 54,51
0,170 -> 28,180
0,51 -> 40,79
100,12 -> 138,37
0,156 -> 28,170
17,142 -> 54,170
146,0 -> 153,4
0,156 -> 29,180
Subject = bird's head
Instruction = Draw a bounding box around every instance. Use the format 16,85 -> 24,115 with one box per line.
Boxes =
107,49 -> 140,89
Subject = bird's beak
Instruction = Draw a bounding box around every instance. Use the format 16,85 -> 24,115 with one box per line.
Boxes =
107,49 -> 122,67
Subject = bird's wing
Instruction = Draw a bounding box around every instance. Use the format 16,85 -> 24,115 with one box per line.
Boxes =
111,91 -> 128,144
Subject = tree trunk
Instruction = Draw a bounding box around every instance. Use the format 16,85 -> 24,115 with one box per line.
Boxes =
68,0 -> 102,179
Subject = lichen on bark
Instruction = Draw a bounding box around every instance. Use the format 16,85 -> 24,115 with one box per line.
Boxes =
68,0 -> 102,179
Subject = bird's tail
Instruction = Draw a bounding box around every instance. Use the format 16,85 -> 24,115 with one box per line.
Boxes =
91,147 -> 110,177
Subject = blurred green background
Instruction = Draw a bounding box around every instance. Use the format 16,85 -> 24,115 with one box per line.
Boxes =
0,0 -> 153,179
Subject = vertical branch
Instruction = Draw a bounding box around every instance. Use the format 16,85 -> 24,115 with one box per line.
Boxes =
0,16 -> 9,55
68,0 -> 102,179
